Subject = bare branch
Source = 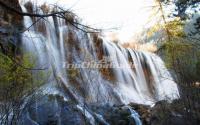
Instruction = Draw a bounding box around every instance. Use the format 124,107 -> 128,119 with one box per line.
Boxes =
0,1 -> 101,33
20,17 -> 43,33
0,1 -> 70,17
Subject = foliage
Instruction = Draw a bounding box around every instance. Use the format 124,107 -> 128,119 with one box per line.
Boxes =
0,52 -> 49,124
157,0 -> 200,39
174,0 -> 200,18
165,19 -> 186,37
163,40 -> 200,82
0,52 -> 47,101
147,11 -> 200,83
146,2 -> 200,123
157,18 -> 200,82
159,0 -> 200,19
147,19 -> 184,37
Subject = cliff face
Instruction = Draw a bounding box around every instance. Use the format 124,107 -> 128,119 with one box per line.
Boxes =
0,0 -> 23,56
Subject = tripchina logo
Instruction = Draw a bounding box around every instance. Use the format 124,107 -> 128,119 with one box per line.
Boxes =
62,56 -> 136,69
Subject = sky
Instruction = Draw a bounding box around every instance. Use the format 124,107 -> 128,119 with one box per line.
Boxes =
20,0 -> 156,42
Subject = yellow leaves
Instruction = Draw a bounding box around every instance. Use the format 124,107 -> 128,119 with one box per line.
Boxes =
147,24 -> 162,38
165,19 -> 186,37
147,18 -> 186,39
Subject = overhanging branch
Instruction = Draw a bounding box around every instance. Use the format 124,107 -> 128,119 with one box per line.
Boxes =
0,1 -> 101,33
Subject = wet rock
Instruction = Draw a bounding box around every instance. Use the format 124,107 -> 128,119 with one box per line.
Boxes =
19,94 -> 89,125
17,95 -> 142,125
129,102 -> 151,125
88,104 -> 138,125
129,100 -> 200,125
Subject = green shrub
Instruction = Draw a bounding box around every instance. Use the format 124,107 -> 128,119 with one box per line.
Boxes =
162,40 -> 200,83
0,52 -> 46,101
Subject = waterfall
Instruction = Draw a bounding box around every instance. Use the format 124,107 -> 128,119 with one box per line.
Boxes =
125,106 -> 142,125
102,41 -> 179,104
18,1 -> 179,125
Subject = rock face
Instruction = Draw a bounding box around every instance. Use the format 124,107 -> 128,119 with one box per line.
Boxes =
0,0 -> 22,25
89,104 -> 138,125
0,0 -> 23,56
16,94 -> 200,125
130,100 -> 200,125
18,93 -> 140,125
19,94 -> 89,125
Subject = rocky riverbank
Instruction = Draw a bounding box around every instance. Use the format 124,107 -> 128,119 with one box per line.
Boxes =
17,92 -> 200,125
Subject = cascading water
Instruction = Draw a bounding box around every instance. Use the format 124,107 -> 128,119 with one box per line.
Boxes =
18,1 -> 179,125
102,41 -> 179,105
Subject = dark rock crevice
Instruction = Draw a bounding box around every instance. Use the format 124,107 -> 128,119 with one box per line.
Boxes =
0,0 -> 23,56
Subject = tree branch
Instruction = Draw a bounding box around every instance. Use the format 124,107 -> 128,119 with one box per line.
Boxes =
0,1 -> 101,33
0,1 -> 70,17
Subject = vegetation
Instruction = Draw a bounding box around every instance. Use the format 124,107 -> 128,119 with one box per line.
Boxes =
0,53 -> 32,100
0,52 -> 48,124
143,1 -> 200,124
147,1 -> 200,84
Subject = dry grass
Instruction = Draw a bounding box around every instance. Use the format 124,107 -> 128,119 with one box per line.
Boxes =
122,42 -> 157,52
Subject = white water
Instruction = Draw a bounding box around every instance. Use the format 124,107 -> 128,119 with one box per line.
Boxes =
124,106 -> 142,125
19,1 -> 180,125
